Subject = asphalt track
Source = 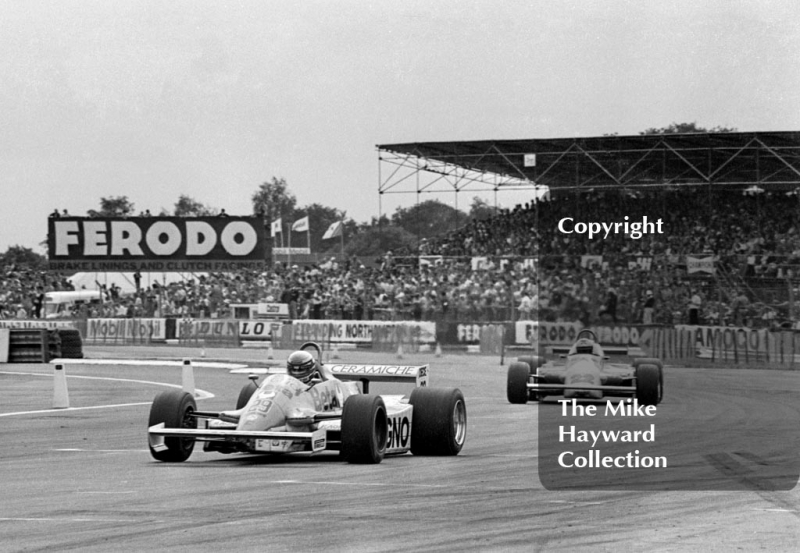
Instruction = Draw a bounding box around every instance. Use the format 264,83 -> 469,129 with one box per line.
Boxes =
1,345 -> 799,552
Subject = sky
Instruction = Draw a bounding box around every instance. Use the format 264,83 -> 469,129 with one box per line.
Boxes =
2,0 -> 800,253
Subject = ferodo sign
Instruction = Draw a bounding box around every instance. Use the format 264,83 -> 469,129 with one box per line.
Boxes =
47,217 -> 267,272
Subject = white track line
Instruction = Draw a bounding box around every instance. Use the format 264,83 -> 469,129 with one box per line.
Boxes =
0,371 -> 214,417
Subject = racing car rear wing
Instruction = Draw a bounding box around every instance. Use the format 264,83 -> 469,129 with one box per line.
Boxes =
230,364 -> 429,391
326,364 -> 428,389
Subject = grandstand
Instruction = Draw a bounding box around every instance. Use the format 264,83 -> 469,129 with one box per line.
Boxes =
3,131 -> 800,358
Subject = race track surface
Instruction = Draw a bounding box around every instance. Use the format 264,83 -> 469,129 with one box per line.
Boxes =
1,345 -> 799,552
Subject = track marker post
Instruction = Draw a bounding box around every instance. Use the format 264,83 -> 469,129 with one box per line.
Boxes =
396,344 -> 404,360
53,363 -> 69,409
182,358 -> 196,397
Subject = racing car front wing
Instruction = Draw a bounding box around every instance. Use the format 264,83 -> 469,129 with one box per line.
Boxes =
148,424 -> 328,453
528,383 -> 636,394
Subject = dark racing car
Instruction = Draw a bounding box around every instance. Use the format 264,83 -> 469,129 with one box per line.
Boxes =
507,329 -> 663,406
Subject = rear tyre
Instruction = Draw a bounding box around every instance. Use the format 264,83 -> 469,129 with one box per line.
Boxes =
507,362 -> 530,404
409,387 -> 467,456
148,389 -> 197,462
635,364 -> 661,406
236,380 -> 259,409
341,395 -> 387,464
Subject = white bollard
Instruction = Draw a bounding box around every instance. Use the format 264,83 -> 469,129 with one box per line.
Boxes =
396,344 -> 404,360
435,343 -> 443,358
267,346 -> 275,360
332,345 -> 340,360
182,358 -> 196,397
53,363 -> 70,409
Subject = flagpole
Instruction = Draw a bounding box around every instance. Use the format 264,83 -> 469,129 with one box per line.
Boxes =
340,220 -> 344,257
288,223 -> 291,266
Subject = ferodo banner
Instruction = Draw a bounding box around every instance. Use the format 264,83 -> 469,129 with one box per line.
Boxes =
515,321 -> 644,347
47,216 -> 268,272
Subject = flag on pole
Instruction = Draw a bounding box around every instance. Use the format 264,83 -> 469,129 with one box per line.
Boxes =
322,221 -> 343,240
291,216 -> 309,233
270,218 -> 282,236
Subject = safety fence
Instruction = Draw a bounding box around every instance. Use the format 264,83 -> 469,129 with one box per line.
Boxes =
5,316 -> 800,366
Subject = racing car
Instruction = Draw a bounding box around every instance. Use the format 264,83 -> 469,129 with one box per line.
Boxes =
506,329 -> 663,405
148,342 -> 466,464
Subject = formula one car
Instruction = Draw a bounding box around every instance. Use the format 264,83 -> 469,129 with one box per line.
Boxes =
148,342 -> 466,464
506,329 -> 663,406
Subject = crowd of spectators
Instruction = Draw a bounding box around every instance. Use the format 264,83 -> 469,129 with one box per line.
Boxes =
3,188 -> 799,329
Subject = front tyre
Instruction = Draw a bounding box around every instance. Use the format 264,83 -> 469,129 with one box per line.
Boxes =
148,389 -> 197,462
635,364 -> 661,406
236,380 -> 259,410
507,362 -> 531,404
409,387 -> 467,456
341,395 -> 388,464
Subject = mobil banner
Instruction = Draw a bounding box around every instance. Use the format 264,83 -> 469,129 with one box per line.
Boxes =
290,320 -> 437,345
86,318 -> 166,342
677,324 -> 769,358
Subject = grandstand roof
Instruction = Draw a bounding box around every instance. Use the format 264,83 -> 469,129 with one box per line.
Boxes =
377,131 -> 800,195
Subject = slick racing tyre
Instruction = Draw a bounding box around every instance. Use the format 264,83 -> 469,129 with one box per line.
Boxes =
507,362 -> 531,404
236,380 -> 259,410
341,395 -> 388,464
634,358 -> 664,402
409,387 -> 467,456
148,389 -> 197,462
635,364 -> 661,406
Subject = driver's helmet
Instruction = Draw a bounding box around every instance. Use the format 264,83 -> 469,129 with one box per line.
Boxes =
574,338 -> 596,355
287,350 -> 316,383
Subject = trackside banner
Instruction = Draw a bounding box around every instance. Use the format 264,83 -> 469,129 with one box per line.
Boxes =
86,318 -> 166,342
47,216 -> 268,272
289,320 -> 437,345
0,320 -> 77,329
676,324 -> 769,358
515,321 -> 645,347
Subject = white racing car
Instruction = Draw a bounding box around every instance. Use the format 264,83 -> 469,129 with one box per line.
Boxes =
148,342 -> 467,464
507,329 -> 663,405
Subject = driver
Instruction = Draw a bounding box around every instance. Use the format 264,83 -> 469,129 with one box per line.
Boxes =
286,350 -> 333,385
571,337 -> 602,356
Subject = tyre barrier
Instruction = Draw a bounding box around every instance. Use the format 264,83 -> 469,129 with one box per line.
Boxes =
6,328 -> 84,363
58,328 -> 84,359
8,329 -> 52,363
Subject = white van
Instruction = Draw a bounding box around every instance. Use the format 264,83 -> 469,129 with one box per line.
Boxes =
43,290 -> 104,319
